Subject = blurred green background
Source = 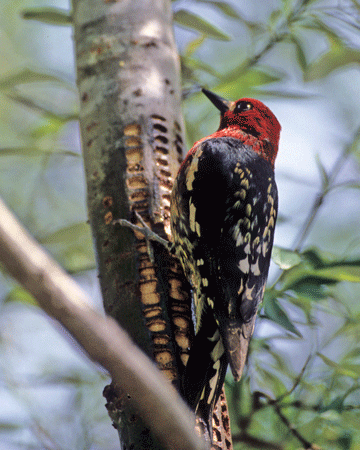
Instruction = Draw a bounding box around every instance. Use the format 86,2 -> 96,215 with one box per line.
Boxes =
1,0 -> 360,449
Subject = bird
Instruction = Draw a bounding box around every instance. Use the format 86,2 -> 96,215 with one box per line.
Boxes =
170,88 -> 281,432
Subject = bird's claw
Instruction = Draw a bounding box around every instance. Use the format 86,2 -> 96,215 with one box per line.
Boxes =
113,211 -> 170,263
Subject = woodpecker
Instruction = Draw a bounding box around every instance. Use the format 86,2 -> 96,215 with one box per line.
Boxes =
170,89 -> 280,430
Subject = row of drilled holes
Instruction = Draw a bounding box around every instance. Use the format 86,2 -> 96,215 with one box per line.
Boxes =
123,121 -> 178,381
150,115 -> 192,369
151,114 -> 184,233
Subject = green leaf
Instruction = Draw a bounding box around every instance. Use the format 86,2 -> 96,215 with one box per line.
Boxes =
0,146 -> 80,157
184,35 -> 207,57
269,9 -> 282,27
5,286 -> 38,306
31,115 -> 68,138
276,260 -> 311,293
301,248 -> 328,268
305,35 -> 360,81
243,20 -> 267,36
344,347 -> 360,359
174,10 -> 231,41
228,65 -> 283,85
298,0 -> 323,6
254,367 -> 288,397
272,246 -> 302,270
195,0 -> 241,19
181,55 -> 221,78
319,396 -> 345,413
248,89 -> 314,99
0,69 -> 65,90
210,2 -> 240,19
263,297 -> 302,337
281,0 -> 301,12
288,34 -> 307,72
217,66 -> 284,98
300,15 -> 343,40
303,249 -> 360,282
40,222 -> 95,273
317,353 -> 360,379
290,277 -> 329,299
316,265 -> 360,283
278,248 -> 360,298
5,92 -> 79,123
22,7 -> 72,26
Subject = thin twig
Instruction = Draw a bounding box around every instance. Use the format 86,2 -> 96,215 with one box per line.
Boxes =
276,354 -> 312,403
273,404 -> 320,450
254,392 -> 320,450
293,126 -> 360,251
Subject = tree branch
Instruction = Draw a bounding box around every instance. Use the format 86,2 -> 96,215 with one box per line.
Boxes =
0,197 -> 207,450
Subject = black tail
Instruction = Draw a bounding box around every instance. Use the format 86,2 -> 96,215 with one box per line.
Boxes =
222,318 -> 256,381
182,309 -> 228,433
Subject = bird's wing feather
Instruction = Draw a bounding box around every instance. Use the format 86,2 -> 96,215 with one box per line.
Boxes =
173,138 -> 240,425
218,141 -> 278,379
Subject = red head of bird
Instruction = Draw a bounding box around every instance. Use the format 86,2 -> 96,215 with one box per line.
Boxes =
202,88 -> 281,169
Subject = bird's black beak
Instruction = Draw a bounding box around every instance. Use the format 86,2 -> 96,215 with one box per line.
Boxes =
202,88 -> 232,114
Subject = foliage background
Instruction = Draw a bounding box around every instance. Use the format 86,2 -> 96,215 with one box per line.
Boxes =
1,0 -> 360,449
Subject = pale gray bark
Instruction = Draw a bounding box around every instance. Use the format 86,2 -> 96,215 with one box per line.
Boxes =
73,1 -> 193,448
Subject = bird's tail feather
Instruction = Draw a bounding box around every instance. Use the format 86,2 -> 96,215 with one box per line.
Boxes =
222,318 -> 256,381
182,310 -> 227,432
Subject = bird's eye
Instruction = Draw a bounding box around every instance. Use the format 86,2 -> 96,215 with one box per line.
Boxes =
234,102 -> 253,113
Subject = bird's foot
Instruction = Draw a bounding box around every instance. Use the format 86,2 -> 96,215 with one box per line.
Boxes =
113,211 -> 171,262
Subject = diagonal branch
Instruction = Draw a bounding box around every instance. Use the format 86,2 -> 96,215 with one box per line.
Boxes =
0,197 -> 207,450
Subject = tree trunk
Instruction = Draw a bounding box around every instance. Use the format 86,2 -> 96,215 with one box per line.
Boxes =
73,0 -> 192,448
